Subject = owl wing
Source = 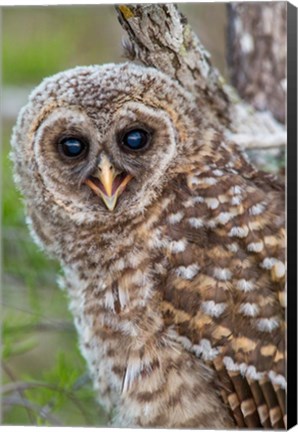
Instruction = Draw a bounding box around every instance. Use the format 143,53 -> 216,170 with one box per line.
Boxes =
159,152 -> 286,428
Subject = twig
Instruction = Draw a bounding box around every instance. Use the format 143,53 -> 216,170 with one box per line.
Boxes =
1,379 -> 95,424
1,362 -> 36,424
2,395 -> 62,426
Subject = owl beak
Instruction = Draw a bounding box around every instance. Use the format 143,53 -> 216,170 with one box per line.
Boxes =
85,155 -> 133,211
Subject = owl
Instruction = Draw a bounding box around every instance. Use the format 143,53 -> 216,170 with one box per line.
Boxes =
11,62 -> 286,428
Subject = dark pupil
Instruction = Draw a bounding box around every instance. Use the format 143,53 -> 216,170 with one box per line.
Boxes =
61,138 -> 85,157
123,129 -> 148,150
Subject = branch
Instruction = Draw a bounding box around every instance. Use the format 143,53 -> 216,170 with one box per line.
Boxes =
226,87 -> 287,150
1,362 -> 36,424
1,379 -> 94,424
115,4 -> 286,152
116,4 -> 230,127
2,395 -> 62,425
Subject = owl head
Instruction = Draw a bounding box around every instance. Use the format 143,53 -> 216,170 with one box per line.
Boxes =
11,63 -> 206,246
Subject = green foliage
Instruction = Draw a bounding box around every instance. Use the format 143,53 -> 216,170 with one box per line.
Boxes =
2,5 -> 285,427
2,350 -> 107,426
2,13 -> 117,423
3,318 -> 38,360
2,115 -> 107,426
20,351 -> 105,426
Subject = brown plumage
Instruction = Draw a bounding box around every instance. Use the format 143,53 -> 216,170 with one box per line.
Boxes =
11,62 -> 285,428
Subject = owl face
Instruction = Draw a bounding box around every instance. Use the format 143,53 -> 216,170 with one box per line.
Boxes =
12,63 -> 198,229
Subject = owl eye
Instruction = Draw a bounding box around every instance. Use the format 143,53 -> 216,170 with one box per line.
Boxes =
59,137 -> 88,159
121,129 -> 150,151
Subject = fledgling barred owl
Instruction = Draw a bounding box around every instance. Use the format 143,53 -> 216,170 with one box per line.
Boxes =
11,62 -> 286,428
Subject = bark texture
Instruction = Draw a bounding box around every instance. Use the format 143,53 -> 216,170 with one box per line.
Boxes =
116,4 -> 230,128
115,4 -> 286,157
228,2 -> 286,124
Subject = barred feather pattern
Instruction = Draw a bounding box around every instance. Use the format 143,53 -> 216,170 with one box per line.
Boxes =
160,151 -> 286,429
11,63 -> 285,428
44,142 -> 286,428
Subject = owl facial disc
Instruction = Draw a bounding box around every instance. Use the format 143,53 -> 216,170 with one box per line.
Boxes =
85,154 -> 133,211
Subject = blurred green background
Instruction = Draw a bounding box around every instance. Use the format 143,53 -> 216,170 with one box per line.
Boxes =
3,3 -> 285,427
1,4 -> 229,426
1,3 -> 285,427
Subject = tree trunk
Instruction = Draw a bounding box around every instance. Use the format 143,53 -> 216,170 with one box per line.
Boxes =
227,2 -> 286,124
